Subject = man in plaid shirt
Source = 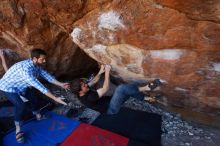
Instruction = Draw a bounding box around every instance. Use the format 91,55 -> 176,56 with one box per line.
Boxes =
0,48 -> 69,143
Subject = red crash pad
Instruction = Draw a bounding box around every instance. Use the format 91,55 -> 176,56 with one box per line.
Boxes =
61,123 -> 129,146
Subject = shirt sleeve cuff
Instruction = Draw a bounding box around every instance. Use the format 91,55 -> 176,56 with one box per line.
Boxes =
41,88 -> 49,94
47,76 -> 55,83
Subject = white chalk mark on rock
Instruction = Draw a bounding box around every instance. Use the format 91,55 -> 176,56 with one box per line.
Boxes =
212,63 -> 220,72
175,87 -> 189,92
150,49 -> 185,60
71,27 -> 82,43
98,11 -> 125,31
87,44 -> 107,53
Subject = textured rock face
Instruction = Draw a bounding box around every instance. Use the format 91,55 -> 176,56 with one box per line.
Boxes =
71,0 -> 220,115
0,0 -> 220,118
0,0 -> 99,77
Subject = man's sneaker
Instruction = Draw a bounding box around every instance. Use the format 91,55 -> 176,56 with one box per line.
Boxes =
148,79 -> 162,90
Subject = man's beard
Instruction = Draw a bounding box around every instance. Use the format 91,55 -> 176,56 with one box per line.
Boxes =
36,62 -> 46,68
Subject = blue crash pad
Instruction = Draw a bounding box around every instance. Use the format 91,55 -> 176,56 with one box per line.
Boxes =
3,112 -> 80,146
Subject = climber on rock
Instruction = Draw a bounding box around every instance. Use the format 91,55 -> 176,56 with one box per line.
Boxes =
75,64 -> 162,115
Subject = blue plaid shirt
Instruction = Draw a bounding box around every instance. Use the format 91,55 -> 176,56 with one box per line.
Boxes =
0,59 -> 55,94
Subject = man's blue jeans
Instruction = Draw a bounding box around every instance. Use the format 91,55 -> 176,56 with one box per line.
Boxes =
107,83 -> 145,114
3,88 -> 39,126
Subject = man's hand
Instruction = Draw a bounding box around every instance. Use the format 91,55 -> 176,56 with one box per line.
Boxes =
0,49 -> 4,58
105,65 -> 111,72
61,82 -> 70,89
54,97 -> 67,105
45,92 -> 67,105
98,65 -> 105,75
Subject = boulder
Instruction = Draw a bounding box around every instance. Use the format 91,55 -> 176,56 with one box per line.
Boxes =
71,0 -> 220,115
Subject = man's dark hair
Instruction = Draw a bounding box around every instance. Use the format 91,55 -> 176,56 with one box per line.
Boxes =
30,48 -> 47,59
69,79 -> 83,96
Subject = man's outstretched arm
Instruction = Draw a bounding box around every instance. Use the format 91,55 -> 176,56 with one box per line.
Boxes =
22,68 -> 67,105
45,91 -> 67,105
0,49 -> 8,72
39,68 -> 70,90
96,65 -> 111,98
51,80 -> 70,90
87,65 -> 105,87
